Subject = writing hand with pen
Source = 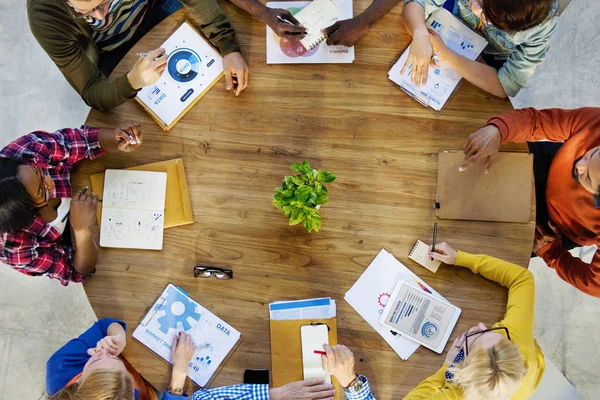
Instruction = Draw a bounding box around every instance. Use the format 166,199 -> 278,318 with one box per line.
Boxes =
264,8 -> 307,41
322,17 -> 369,47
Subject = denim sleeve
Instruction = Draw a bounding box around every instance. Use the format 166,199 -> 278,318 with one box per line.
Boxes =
497,17 -> 558,97
403,0 -> 445,19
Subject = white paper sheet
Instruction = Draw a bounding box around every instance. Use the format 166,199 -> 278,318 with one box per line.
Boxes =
388,8 -> 488,110
266,0 -> 354,64
133,284 -> 241,387
99,170 -> 167,250
269,298 -> 336,320
136,22 -> 223,127
345,249 -> 449,360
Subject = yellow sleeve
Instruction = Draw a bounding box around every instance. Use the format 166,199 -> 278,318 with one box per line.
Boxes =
403,364 -> 461,400
455,251 -> 535,344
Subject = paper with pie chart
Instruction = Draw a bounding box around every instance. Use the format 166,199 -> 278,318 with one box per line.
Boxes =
379,280 -> 461,354
266,0 -> 355,64
133,284 -> 241,387
136,21 -> 224,130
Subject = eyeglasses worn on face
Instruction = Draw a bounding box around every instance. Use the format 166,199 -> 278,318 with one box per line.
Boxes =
69,0 -> 114,18
464,326 -> 511,356
30,160 -> 51,205
194,266 -> 233,280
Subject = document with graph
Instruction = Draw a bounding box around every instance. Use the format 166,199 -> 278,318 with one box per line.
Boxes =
388,8 -> 488,110
133,284 -> 242,387
99,169 -> 167,250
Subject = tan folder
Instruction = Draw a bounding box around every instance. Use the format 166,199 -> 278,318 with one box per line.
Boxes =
89,158 -> 194,228
270,318 -> 341,400
436,150 -> 533,223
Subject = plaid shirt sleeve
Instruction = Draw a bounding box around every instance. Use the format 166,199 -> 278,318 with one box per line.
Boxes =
161,384 -> 269,400
2,232 -> 92,286
0,126 -> 105,167
345,376 -> 376,400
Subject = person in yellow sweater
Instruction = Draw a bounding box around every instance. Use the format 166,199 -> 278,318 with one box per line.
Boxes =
403,242 -> 545,400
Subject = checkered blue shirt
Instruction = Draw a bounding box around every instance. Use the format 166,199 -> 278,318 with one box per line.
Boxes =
161,377 -> 375,399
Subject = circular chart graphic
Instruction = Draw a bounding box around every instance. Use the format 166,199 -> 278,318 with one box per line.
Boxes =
167,48 -> 202,84
421,321 -> 439,339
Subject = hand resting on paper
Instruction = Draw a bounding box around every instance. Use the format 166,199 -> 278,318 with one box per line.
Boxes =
270,378 -> 336,400
168,332 -> 197,392
428,242 -> 458,265
323,17 -> 369,47
459,124 -> 502,174
400,27 -> 432,87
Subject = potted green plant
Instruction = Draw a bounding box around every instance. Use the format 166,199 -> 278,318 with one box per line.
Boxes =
273,161 -> 336,233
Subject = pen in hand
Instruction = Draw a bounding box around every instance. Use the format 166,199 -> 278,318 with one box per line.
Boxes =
62,187 -> 88,223
431,222 -> 438,261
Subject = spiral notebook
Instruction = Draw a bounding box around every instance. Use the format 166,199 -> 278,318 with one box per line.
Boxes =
409,240 -> 441,273
294,0 -> 344,50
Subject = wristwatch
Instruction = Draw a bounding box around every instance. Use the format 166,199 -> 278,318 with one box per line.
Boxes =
344,374 -> 365,393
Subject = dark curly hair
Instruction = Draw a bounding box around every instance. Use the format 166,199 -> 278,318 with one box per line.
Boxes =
0,158 -> 37,233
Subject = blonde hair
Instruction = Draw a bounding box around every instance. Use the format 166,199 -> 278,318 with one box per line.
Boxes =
46,369 -> 134,400
449,338 -> 526,400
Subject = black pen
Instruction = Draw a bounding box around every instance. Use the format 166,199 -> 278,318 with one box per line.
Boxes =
431,222 -> 438,261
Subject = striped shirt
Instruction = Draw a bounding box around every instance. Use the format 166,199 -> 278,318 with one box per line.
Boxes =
86,0 -> 150,51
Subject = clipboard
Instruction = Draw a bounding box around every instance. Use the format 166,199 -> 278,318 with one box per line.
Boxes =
270,317 -> 341,400
436,150 -> 533,223
89,158 -> 194,228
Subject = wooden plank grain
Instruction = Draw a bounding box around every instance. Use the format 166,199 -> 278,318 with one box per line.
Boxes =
71,4 -> 533,397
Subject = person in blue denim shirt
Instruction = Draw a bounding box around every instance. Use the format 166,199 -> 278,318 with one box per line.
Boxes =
46,318 -> 374,399
401,0 -> 558,97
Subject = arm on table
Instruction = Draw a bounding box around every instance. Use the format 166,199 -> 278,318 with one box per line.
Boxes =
488,107 -> 600,144
455,252 -> 535,342
403,364 -> 459,399
537,242 -> 600,298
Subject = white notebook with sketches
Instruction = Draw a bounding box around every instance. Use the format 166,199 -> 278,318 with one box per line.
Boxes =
99,169 -> 167,250
409,240 -> 442,273
388,8 -> 487,111
266,0 -> 354,64
294,0 -> 344,50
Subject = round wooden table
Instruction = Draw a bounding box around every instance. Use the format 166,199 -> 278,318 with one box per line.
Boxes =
71,4 -> 534,398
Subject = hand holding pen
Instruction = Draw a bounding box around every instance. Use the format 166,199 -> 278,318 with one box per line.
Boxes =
127,47 -> 168,89
265,8 -> 307,40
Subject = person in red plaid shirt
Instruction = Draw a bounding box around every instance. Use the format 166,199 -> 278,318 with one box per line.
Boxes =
0,121 -> 143,285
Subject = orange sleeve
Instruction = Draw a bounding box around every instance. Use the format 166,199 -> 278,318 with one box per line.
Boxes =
487,107 -> 600,144
537,240 -> 600,297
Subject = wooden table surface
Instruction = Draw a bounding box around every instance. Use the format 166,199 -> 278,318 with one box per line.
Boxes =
71,4 -> 534,398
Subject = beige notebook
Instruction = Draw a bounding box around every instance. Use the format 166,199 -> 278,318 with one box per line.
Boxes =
436,151 -> 533,223
295,0 -> 343,50
409,240 -> 441,273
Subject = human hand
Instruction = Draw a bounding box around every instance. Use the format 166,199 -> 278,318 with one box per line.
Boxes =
127,48 -> 168,89
269,378 -> 335,400
264,8 -> 307,41
171,332 -> 195,375
427,29 -> 449,65
70,189 -> 99,232
87,334 -> 126,357
460,124 -> 502,173
428,242 -> 458,265
401,27 -> 433,86
444,332 -> 466,365
533,221 -> 562,253
223,52 -> 249,96
322,17 -> 368,47
114,121 -> 142,152
321,344 -> 356,388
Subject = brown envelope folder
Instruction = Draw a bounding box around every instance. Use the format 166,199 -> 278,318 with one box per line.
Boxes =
270,317 -> 341,400
436,151 -> 533,223
89,158 -> 194,228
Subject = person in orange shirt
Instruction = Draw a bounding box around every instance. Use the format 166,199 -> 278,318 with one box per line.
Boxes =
459,107 -> 600,297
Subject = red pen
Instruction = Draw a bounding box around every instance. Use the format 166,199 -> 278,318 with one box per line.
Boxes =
314,350 -> 326,355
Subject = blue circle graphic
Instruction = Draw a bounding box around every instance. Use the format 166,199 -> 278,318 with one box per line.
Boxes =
167,48 -> 201,83
421,321 -> 439,339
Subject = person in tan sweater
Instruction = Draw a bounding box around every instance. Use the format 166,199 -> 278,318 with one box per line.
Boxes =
28,0 -> 250,111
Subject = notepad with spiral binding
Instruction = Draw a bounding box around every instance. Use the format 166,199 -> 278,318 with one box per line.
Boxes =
409,240 -> 441,273
294,0 -> 343,50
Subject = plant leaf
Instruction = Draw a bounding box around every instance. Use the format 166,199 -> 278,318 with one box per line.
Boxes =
308,190 -> 317,205
295,185 -> 312,203
317,170 -> 336,183
311,214 -> 322,232
291,175 -> 305,186
290,163 -> 301,172
316,192 -> 328,204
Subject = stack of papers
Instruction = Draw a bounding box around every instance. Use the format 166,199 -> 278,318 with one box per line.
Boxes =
345,249 -> 451,360
270,298 -> 336,320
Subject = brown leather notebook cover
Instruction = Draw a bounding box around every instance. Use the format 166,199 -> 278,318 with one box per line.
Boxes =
270,318 -> 340,400
436,151 -> 533,223
89,158 -> 194,228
